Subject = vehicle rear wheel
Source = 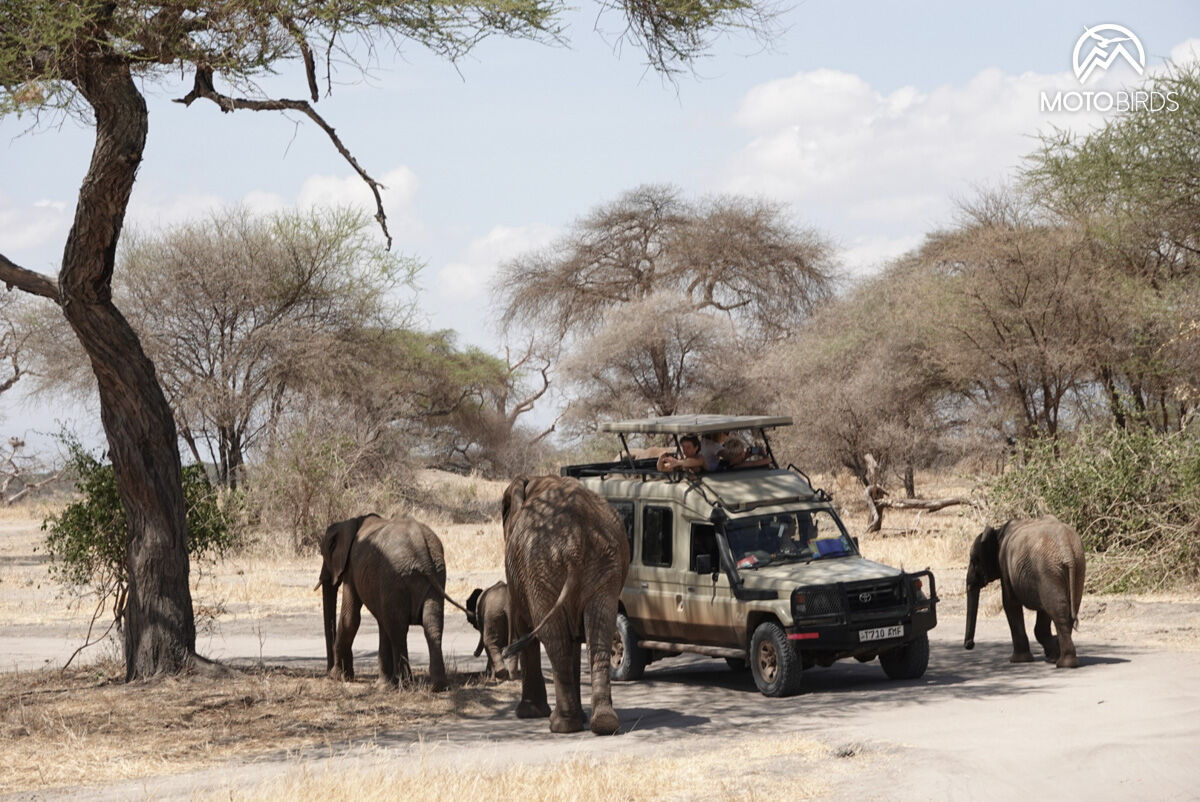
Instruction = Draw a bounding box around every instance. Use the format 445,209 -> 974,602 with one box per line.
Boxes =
610,613 -> 647,681
750,622 -> 803,697
879,632 -> 930,680
725,657 -> 749,672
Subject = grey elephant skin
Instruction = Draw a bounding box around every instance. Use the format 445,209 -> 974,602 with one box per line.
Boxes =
318,514 -> 464,691
501,475 -> 631,735
964,516 -> 1085,668
466,581 -> 518,680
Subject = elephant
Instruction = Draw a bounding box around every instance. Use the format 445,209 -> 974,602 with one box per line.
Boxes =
500,475 -> 631,735
466,581 -> 518,680
317,514 -> 468,691
964,516 -> 1085,668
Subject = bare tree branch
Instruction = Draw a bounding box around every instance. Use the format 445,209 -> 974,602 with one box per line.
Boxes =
0,253 -> 60,303
173,68 -> 392,250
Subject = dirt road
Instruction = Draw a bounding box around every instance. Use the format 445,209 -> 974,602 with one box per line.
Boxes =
9,588 -> 1199,801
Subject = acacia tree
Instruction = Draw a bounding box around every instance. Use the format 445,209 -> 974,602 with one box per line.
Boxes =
0,0 -> 771,678
118,207 -> 417,489
497,185 -> 835,422
1026,64 -> 1200,430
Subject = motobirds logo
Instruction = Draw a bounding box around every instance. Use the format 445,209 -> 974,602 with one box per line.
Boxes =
1040,24 -> 1179,113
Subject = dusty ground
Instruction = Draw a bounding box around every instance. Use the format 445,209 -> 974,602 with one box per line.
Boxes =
2,481 -> 1199,800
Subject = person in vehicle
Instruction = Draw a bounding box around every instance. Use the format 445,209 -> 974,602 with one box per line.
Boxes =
719,437 -> 771,469
657,434 -> 705,473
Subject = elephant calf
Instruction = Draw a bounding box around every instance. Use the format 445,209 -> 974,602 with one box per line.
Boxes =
317,513 -> 467,691
466,581 -> 517,680
964,516 -> 1085,668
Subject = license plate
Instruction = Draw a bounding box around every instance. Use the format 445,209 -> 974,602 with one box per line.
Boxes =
859,624 -> 903,642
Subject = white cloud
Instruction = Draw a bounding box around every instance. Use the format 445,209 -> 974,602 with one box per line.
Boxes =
722,44 -> 1199,240
1170,39 -> 1200,64
0,190 -> 71,255
840,233 -> 926,276
436,223 -> 559,302
294,166 -> 422,240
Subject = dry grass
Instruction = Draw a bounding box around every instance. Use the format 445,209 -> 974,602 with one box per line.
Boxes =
214,732 -> 838,802
0,661 -> 514,795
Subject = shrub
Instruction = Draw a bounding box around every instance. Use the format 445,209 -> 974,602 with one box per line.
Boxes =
988,424 -> 1200,592
43,435 -> 239,625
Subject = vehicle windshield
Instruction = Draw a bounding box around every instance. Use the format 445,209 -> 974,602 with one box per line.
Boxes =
724,509 -> 855,569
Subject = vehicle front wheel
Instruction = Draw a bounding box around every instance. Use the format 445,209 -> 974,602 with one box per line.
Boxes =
610,613 -> 647,681
879,632 -> 930,680
750,622 -> 803,697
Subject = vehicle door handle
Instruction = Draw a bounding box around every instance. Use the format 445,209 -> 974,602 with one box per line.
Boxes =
640,582 -> 649,589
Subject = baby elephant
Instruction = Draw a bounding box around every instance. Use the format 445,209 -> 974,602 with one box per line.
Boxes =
466,581 -> 517,680
964,516 -> 1085,668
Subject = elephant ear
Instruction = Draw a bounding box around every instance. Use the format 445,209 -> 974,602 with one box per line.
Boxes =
466,588 -> 483,626
501,476 -> 529,540
321,518 -> 361,587
977,525 -> 1003,582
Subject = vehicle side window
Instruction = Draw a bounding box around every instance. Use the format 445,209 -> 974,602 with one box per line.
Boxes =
690,523 -> 718,572
641,505 -> 673,567
608,501 -> 635,554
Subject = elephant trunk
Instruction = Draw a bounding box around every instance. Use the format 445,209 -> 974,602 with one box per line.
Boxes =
964,585 -> 979,650
321,567 -> 338,671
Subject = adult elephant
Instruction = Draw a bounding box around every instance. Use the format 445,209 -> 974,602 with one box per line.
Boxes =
500,475 -> 630,735
964,516 -> 1085,668
466,581 -> 517,680
318,514 -> 467,691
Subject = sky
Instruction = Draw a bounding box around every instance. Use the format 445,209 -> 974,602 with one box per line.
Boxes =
0,0 -> 1198,452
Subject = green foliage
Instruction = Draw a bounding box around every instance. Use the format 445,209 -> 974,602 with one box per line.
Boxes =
43,435 -> 239,621
988,424 -> 1200,592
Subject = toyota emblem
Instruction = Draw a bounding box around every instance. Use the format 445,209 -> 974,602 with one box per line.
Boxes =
858,592 -> 873,603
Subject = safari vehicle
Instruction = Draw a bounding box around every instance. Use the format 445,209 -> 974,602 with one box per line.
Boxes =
561,414 -> 938,697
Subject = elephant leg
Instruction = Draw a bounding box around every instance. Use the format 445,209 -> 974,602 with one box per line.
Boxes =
393,622 -> 413,687
1054,619 -> 1080,669
1034,611 -> 1059,662
333,587 -> 362,680
421,596 -> 449,692
485,639 -> 510,681
542,623 -> 585,733
583,596 -> 620,735
516,636 -> 551,719
378,629 -> 398,687
1001,583 -> 1034,663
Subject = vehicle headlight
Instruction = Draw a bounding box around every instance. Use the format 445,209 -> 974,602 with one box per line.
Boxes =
792,588 -> 840,618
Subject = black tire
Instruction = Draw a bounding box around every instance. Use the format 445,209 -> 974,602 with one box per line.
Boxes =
725,657 -> 749,672
879,632 -> 930,680
610,612 -> 647,681
750,622 -> 803,697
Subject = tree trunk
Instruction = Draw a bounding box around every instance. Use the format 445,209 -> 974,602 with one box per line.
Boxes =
62,58 -> 195,679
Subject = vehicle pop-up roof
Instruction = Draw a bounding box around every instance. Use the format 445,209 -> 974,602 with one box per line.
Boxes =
560,414 -> 795,479
600,414 -> 793,435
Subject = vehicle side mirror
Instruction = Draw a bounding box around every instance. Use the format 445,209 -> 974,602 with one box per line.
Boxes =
695,553 -> 713,574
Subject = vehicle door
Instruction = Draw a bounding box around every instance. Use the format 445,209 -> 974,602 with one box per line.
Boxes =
622,502 -> 688,639
674,521 -> 741,646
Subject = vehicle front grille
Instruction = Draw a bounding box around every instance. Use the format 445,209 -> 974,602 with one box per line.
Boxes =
845,580 -> 907,621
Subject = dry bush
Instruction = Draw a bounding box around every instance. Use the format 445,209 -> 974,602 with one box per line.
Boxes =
215,732 -> 836,802
0,663 -> 513,795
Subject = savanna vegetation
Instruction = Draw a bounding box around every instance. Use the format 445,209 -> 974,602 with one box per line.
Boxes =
0,3 -> 1196,697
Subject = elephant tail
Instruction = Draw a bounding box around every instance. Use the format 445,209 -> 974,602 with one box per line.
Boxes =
438,585 -> 470,616
1068,559 -> 1083,631
502,569 -> 580,661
